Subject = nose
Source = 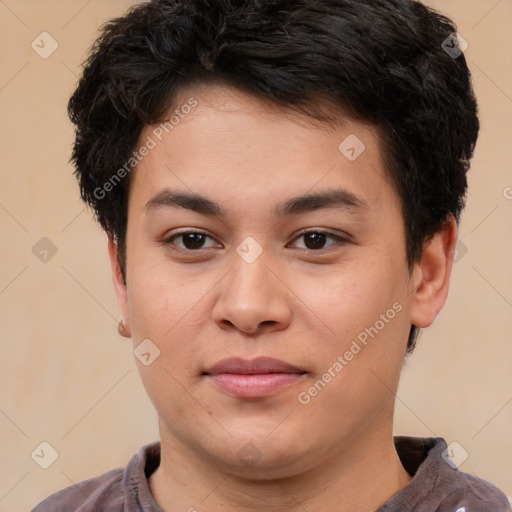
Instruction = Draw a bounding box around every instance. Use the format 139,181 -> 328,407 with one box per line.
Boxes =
212,250 -> 293,335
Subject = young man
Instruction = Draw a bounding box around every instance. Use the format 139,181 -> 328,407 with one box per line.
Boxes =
33,0 -> 510,510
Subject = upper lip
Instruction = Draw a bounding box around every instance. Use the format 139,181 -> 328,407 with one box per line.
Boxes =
204,357 -> 306,375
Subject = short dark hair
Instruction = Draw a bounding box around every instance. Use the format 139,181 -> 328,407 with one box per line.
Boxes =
68,0 -> 479,353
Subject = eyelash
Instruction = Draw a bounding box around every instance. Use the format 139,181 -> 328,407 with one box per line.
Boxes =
162,229 -> 349,252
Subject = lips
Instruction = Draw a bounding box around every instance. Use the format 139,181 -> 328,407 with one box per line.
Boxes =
203,357 -> 307,398
204,357 -> 305,375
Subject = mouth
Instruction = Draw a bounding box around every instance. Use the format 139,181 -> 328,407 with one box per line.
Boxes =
203,357 -> 308,398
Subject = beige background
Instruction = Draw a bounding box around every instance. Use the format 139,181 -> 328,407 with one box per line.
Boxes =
0,1 -> 510,510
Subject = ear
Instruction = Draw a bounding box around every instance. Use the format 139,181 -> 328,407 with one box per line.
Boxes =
409,214 -> 458,328
108,236 -> 131,337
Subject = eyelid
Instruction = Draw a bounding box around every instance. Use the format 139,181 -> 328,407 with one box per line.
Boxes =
161,228 -> 350,252
293,228 -> 350,239
162,229 -> 222,249
288,228 -> 350,249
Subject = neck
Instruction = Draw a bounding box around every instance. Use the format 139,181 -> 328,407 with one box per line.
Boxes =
149,425 -> 412,512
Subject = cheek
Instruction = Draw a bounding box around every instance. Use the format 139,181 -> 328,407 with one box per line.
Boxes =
126,262 -> 209,417
291,265 -> 409,440
293,255 -> 406,343
125,247 -> 205,338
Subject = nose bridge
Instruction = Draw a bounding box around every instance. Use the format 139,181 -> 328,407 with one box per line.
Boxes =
228,247 -> 278,303
212,244 -> 292,333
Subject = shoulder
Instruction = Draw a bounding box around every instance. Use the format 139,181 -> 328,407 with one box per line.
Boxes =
31,467 -> 124,512
388,436 -> 511,511
440,468 -> 512,511
31,442 -> 162,512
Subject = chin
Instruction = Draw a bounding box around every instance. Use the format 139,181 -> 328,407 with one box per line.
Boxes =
201,427 -> 320,477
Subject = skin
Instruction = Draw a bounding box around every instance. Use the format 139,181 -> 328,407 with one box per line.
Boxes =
108,83 -> 457,512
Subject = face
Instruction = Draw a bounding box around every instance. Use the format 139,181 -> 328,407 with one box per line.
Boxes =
110,84 -> 453,478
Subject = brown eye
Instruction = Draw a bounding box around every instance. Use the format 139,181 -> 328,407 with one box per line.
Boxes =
180,233 -> 207,249
290,231 -> 347,251
165,231 -> 219,250
303,232 -> 328,250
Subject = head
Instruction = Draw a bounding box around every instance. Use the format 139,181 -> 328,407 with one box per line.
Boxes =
68,0 -> 478,477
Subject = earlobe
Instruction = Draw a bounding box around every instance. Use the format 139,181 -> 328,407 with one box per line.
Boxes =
117,318 -> 131,338
108,236 -> 131,338
409,215 -> 458,329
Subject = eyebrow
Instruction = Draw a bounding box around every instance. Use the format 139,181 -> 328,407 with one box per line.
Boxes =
144,188 -> 370,218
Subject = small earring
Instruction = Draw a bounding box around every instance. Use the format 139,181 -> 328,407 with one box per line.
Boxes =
118,318 -> 131,338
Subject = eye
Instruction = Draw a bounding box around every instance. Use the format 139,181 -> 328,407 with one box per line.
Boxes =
163,230 -> 221,250
289,230 -> 348,251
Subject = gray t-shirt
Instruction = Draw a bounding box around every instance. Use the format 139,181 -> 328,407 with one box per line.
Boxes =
32,436 -> 511,511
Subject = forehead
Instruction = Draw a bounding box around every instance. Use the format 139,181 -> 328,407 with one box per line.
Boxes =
127,84 -> 400,223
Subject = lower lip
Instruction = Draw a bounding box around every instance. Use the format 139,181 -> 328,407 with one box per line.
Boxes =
207,373 -> 306,398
